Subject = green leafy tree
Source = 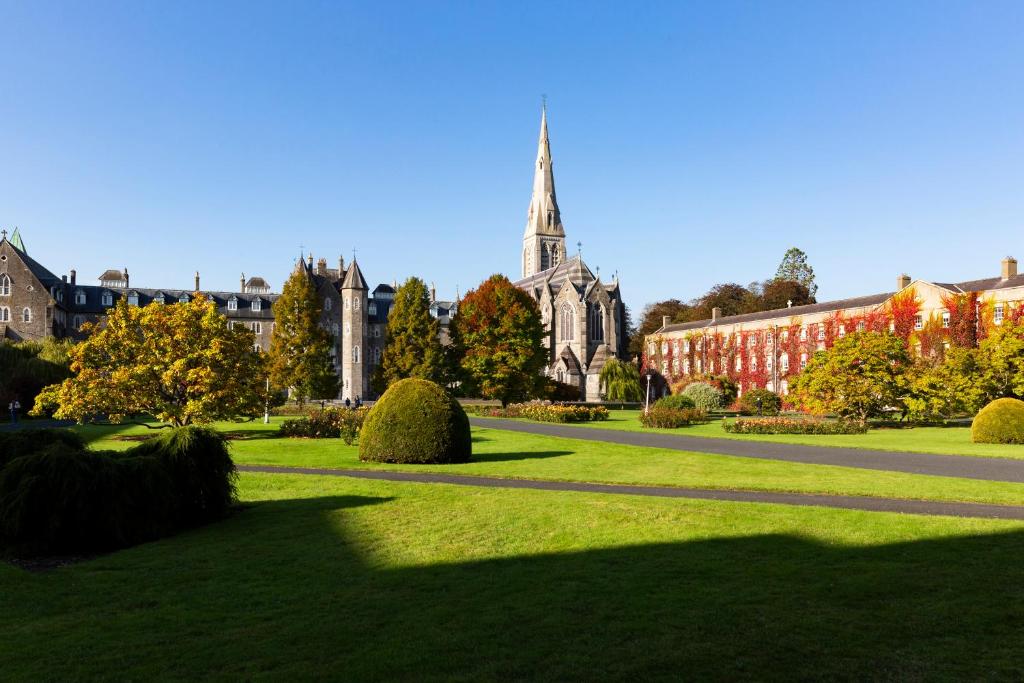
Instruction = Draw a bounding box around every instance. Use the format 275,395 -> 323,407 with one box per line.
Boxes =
758,278 -> 815,309
450,274 -> 548,406
598,358 -> 643,401
789,331 -> 912,424
975,320 -> 1024,400
373,277 -> 446,393
628,299 -> 694,357
34,297 -> 266,426
268,265 -> 339,402
775,247 -> 818,299
906,349 -> 985,420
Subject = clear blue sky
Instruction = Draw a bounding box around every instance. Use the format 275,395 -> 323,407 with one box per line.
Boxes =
2,2 -> 1023,314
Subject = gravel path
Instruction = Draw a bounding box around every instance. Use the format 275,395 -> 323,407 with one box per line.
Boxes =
469,417 -> 1024,484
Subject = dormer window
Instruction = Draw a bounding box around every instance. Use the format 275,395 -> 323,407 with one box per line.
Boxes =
369,302 -> 377,316
154,293 -> 165,304
127,292 -> 139,306
102,291 -> 113,307
179,293 -> 190,303
251,298 -> 261,312
74,289 -> 86,305
228,297 -> 238,311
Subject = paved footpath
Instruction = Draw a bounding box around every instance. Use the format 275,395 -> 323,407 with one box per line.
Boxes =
469,417 -> 1024,485
238,464 -> 1024,520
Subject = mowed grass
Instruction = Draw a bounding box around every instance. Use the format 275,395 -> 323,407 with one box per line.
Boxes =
75,420 -> 1024,506
3,471 -> 1024,680
513,409 -> 1024,459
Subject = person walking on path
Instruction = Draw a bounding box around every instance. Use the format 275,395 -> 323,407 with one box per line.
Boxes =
8,398 -> 21,424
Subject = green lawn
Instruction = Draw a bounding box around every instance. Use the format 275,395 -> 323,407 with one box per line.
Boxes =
74,419 -> 1024,506
3,471 -> 1024,680
499,409 -> 1024,459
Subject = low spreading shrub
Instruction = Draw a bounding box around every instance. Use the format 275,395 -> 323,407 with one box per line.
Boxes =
464,403 -> 609,423
639,406 -> 709,428
682,382 -> 723,411
722,417 -> 868,435
654,394 -> 695,410
737,388 -> 782,416
0,429 -> 85,471
360,379 -> 472,464
280,407 -> 369,444
0,426 -> 236,555
971,398 -> 1024,444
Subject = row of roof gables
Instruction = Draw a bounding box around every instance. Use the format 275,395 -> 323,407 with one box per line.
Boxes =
658,272 -> 1024,334
513,255 -> 621,296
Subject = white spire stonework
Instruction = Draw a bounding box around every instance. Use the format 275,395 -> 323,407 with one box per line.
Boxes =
522,105 -> 567,278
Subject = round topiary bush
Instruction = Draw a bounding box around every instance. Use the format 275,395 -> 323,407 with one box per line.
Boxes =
654,394 -> 695,410
971,397 -> 1024,444
681,382 -> 723,412
737,388 -> 782,416
359,378 -> 472,464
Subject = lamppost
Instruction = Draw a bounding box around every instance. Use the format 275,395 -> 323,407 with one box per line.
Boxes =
644,369 -> 655,415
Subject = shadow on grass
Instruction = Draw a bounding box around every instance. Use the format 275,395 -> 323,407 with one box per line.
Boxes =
5,493 -> 1024,680
471,449 -> 574,463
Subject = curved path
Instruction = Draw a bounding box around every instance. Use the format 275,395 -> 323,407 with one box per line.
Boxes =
238,465 -> 1024,520
469,417 -> 1024,484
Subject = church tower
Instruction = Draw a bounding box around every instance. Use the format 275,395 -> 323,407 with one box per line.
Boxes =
522,105 -> 566,278
341,259 -> 369,400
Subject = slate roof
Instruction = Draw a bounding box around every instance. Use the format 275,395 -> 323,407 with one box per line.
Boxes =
513,255 -> 619,300
659,292 -> 895,334
98,269 -> 128,282
63,285 -> 277,317
341,261 -> 367,290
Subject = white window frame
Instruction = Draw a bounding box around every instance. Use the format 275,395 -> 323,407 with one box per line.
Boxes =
995,304 -> 1005,325
102,291 -> 113,306
21,307 -> 31,323
227,297 -> 238,311
0,274 -> 9,296
251,322 -> 262,334
252,299 -> 262,312
75,289 -> 86,305
0,306 -> 8,322
127,292 -> 139,306
914,314 -> 923,331
942,312 -> 950,329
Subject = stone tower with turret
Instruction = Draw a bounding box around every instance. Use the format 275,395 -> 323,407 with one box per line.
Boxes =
340,259 -> 369,400
521,105 -> 567,279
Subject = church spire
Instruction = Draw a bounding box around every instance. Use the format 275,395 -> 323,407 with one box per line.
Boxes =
521,103 -> 567,278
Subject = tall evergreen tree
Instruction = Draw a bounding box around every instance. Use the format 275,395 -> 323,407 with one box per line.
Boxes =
375,276 -> 446,391
268,264 -> 339,402
775,247 -> 818,298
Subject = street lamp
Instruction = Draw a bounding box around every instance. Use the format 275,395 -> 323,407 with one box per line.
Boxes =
644,369 -> 655,415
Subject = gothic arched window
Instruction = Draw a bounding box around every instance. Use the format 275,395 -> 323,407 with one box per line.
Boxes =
353,345 -> 360,363
560,305 -> 575,341
0,274 -> 10,296
0,307 -> 8,322
541,244 -> 551,271
22,307 -> 31,323
590,305 -> 605,341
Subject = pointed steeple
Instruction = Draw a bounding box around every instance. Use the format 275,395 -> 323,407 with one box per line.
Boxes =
341,259 -> 367,290
10,227 -> 25,254
525,104 -> 564,239
521,103 -> 567,279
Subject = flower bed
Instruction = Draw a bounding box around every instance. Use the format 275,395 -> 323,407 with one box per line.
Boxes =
638,406 -> 709,429
722,417 -> 867,435
281,407 -> 370,444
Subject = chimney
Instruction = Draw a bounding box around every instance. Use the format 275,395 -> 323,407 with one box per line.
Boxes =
62,275 -> 67,283
1002,256 -> 1018,280
897,274 -> 911,290
241,273 -> 246,292
431,282 -> 437,302
307,253 -> 313,268
317,257 -> 327,276
712,307 -> 721,322
338,255 -> 345,276
662,315 -> 670,329
124,268 -> 129,287
70,269 -> 77,286
195,271 -> 200,292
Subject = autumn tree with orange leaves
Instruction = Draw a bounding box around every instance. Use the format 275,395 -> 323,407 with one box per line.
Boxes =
450,274 -> 548,406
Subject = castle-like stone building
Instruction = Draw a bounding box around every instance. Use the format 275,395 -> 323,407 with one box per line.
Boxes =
513,108 -> 628,400
0,228 -> 403,401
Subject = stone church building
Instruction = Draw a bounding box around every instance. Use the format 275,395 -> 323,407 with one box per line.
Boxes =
513,108 -> 628,400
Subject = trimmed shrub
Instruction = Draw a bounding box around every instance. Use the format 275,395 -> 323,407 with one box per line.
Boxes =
0,426 -> 236,555
654,394 -> 695,410
0,429 -> 85,471
280,407 -> 369,444
737,389 -> 782,416
722,417 -> 867,435
360,378 -> 471,464
971,398 -> 1024,444
639,406 -> 709,429
682,382 -> 723,411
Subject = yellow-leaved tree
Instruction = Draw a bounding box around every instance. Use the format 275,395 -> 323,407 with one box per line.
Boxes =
34,297 -> 270,426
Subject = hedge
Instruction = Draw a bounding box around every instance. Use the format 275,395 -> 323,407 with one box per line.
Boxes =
464,403 -> 609,423
722,417 -> 868,435
639,406 -> 709,429
360,378 -> 472,464
654,395 -> 695,410
281,407 -> 369,444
